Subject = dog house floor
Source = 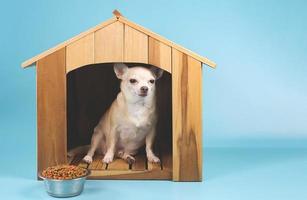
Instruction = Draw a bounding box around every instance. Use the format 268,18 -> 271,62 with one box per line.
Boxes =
69,151 -> 172,180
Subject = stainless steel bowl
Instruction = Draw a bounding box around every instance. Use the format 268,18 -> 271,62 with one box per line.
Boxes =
39,169 -> 90,198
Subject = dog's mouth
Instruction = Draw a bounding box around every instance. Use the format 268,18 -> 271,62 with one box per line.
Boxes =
138,93 -> 148,97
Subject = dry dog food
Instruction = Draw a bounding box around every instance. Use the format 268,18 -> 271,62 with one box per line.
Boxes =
42,165 -> 87,180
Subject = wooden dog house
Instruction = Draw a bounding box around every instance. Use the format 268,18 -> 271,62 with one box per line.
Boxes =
22,10 -> 216,181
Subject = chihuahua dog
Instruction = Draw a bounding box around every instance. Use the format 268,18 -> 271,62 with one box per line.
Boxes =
83,63 -> 163,164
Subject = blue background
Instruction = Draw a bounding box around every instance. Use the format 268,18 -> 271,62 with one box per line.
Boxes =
1,0 -> 307,199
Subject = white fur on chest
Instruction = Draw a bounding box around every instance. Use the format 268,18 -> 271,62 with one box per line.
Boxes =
116,101 -> 155,151
128,102 -> 153,127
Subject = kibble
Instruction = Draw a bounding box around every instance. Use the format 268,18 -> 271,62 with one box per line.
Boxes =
41,165 -> 87,180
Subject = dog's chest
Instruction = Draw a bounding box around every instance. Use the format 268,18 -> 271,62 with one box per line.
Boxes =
128,105 -> 152,127
117,105 -> 154,142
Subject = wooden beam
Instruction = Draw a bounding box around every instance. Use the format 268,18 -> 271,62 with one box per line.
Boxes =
88,169 -> 172,180
172,48 -> 202,181
112,9 -> 123,19
37,48 -> 67,177
107,159 -> 130,170
148,37 -> 172,73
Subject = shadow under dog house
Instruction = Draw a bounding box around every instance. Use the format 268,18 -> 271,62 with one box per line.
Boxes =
22,10 -> 216,181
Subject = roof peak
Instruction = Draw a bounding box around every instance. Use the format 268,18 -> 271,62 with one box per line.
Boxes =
21,10 -> 216,68
112,9 -> 123,19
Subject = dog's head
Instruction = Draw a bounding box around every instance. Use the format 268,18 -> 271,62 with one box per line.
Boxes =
114,63 -> 163,100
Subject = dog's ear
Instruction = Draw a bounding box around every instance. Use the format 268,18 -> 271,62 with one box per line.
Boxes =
114,63 -> 128,79
150,66 -> 164,80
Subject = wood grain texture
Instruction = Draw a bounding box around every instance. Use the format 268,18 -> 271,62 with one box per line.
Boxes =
95,21 -> 124,63
107,159 -> 129,170
132,153 -> 147,171
37,48 -> 67,176
172,48 -> 202,181
66,34 -> 94,73
95,156 -> 106,170
148,37 -> 172,73
23,16 -> 216,68
88,169 -> 171,180
119,17 -> 216,68
22,17 -> 117,68
88,155 -> 102,170
78,162 -> 89,169
124,25 -> 148,63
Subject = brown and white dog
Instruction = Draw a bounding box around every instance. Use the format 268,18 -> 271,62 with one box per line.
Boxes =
82,63 -> 163,164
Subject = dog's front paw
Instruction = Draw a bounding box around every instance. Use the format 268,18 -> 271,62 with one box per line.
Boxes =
83,155 -> 93,163
124,155 -> 135,165
102,153 -> 114,164
147,154 -> 160,163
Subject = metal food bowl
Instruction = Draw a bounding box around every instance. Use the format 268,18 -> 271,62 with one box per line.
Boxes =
39,169 -> 90,198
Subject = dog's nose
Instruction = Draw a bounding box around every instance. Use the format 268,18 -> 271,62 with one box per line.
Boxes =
140,86 -> 148,93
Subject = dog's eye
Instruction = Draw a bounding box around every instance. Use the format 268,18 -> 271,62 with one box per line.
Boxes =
129,79 -> 137,84
149,79 -> 155,84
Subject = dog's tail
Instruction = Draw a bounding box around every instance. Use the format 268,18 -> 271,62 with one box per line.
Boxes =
67,145 -> 90,163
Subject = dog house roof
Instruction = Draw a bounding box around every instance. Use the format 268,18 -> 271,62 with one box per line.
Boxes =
21,10 -> 216,68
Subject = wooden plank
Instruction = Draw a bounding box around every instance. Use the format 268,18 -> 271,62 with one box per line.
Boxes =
88,155 -> 101,170
88,169 -> 171,180
78,161 -> 89,169
188,56 -> 202,181
95,155 -> 106,170
66,33 -> 94,73
22,17 -> 117,68
37,48 -> 67,175
172,48 -> 202,181
161,150 -> 172,172
148,37 -> 172,73
95,21 -> 124,63
107,158 -> 129,170
112,9 -> 123,19
172,49 -> 184,181
70,154 -> 103,170
132,153 -> 147,171
119,17 -> 216,68
124,25 -> 148,63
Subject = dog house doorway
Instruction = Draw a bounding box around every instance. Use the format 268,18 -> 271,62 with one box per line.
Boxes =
66,63 -> 172,179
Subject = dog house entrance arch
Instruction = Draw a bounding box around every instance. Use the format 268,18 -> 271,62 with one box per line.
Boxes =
22,10 -> 216,181
66,62 -> 173,180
